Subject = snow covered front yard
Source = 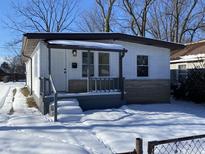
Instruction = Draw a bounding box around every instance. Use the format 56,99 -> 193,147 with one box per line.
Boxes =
1,82 -> 205,154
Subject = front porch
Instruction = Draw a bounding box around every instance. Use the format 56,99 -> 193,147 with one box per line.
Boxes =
40,40 -> 127,121
40,76 -> 126,112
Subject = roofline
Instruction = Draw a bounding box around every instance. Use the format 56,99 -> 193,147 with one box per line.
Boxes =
185,39 -> 205,45
23,32 -> 185,51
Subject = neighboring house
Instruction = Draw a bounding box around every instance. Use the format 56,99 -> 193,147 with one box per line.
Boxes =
171,40 -> 205,85
21,33 -> 184,114
0,68 -> 8,81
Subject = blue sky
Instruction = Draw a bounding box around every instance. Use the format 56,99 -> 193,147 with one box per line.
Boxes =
0,0 -> 94,58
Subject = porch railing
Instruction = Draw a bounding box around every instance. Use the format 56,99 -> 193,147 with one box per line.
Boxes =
39,77 -> 50,97
89,77 -> 121,92
39,76 -> 58,122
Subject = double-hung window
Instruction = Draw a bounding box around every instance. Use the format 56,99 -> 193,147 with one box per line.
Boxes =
137,55 -> 148,77
99,53 -> 110,76
82,52 -> 94,77
178,64 -> 187,82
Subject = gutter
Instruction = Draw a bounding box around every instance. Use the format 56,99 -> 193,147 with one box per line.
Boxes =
22,38 -> 33,95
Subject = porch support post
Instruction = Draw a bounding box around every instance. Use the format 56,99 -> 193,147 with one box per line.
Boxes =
119,51 -> 125,100
48,47 -> 51,94
87,50 -> 91,92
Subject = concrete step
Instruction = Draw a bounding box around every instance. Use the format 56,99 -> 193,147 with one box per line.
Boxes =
58,114 -> 84,122
58,106 -> 83,114
58,99 -> 79,107
49,98 -> 84,122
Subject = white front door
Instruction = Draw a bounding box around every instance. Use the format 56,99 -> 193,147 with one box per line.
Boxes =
51,49 -> 68,91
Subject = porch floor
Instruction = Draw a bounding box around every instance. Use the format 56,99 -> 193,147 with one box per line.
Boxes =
56,91 -> 125,111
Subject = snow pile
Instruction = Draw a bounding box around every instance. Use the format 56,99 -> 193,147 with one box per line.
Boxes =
0,83 -> 90,154
0,86 -> 11,108
80,101 -> 205,153
0,83 -> 113,154
12,88 -> 27,113
1,82 -> 205,154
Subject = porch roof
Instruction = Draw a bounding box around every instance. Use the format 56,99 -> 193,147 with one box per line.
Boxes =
47,40 -> 127,52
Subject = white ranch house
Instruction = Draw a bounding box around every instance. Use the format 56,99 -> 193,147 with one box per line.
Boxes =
22,33 -> 184,118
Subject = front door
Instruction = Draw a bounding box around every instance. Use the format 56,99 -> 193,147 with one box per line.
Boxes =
51,49 -> 68,91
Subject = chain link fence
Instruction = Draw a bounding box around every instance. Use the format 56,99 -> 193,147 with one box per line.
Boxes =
148,134 -> 205,154
118,135 -> 205,154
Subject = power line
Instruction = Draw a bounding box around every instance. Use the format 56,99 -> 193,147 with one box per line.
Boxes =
0,46 -> 21,49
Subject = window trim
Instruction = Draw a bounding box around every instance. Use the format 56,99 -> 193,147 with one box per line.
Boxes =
178,64 -> 187,82
82,52 -> 94,77
137,55 -> 149,77
98,52 -> 110,77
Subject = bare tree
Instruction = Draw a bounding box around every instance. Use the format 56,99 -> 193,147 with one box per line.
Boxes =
122,0 -> 154,36
148,0 -> 205,43
95,0 -> 117,32
5,55 -> 25,75
5,0 -> 78,33
78,8 -> 104,32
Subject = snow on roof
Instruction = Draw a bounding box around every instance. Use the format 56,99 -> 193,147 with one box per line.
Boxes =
171,53 -> 205,63
48,40 -> 126,51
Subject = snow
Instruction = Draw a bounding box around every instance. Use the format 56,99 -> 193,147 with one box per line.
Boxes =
48,40 -> 125,51
0,83 -> 112,154
80,102 -> 205,153
57,99 -> 84,122
0,82 -> 24,111
1,82 -> 205,154
0,83 -> 90,154
58,91 -> 121,97
171,53 -> 205,63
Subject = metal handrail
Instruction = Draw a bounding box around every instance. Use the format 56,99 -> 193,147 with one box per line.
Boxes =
49,75 -> 58,122
39,77 -> 49,97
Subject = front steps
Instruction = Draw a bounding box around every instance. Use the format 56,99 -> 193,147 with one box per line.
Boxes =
50,99 -> 84,122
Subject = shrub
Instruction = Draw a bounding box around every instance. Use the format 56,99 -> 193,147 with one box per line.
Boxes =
173,67 -> 205,103
26,97 -> 38,108
20,87 -> 30,97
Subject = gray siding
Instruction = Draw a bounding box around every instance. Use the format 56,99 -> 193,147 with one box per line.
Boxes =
125,79 -> 170,103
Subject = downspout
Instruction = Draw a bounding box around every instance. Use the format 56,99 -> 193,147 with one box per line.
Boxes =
22,53 -> 33,95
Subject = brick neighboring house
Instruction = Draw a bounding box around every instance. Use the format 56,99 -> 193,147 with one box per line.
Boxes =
171,40 -> 205,85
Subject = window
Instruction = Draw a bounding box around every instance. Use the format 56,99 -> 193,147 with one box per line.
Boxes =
82,52 -> 94,77
99,53 -> 110,76
178,64 -> 187,82
137,55 -> 148,77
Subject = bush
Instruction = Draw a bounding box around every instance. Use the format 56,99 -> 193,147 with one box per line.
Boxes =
2,76 -> 10,83
173,68 -> 205,103
21,87 -> 30,97
26,97 -> 38,108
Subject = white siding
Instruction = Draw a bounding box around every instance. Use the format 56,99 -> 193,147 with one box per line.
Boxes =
30,43 -> 41,98
115,41 -> 170,79
67,50 -> 119,79
171,61 -> 203,70
38,40 -> 170,80
26,40 -> 171,96
40,42 -> 49,78
25,60 -> 31,88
